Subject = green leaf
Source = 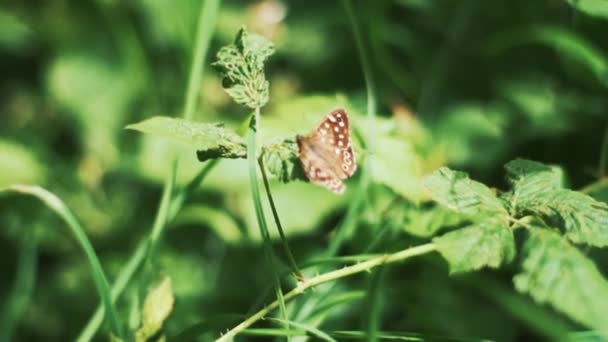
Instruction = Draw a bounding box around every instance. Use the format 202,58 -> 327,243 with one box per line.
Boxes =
212,27 -> 274,109
505,158 -> 564,211
566,0 -> 608,20
371,136 -> 424,200
126,116 -> 246,161
261,139 -> 305,183
433,218 -> 515,273
404,206 -> 467,238
514,229 -> 608,331
0,140 -> 46,187
524,189 -> 608,247
424,167 -> 507,216
136,277 -> 175,342
505,159 -> 608,247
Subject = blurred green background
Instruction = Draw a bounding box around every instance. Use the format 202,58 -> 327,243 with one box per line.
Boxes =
1,0 -> 608,341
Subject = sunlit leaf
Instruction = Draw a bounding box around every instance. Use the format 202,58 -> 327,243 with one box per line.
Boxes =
136,277 -> 174,341
371,136 -> 424,200
424,167 -> 507,216
514,229 -> 608,331
505,159 -> 608,247
126,116 -> 246,161
505,158 -> 564,211
433,218 -> 515,273
0,140 -> 45,187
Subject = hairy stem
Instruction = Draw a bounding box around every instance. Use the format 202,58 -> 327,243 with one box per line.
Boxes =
215,243 -> 437,341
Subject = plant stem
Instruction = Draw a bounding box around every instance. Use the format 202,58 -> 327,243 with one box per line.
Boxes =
258,153 -> 303,279
247,108 -> 288,326
182,0 -> 221,120
77,0 -> 221,339
215,243 -> 437,342
1,185 -> 123,338
76,160 -> 217,341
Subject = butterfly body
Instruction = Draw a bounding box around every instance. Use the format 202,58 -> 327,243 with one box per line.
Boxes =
297,109 -> 357,194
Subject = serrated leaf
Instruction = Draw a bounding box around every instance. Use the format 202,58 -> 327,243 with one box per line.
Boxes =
424,167 -> 507,216
514,229 -> 608,331
261,139 -> 306,183
505,159 -> 608,247
525,189 -> 608,247
126,116 -> 246,161
505,158 -> 564,211
212,27 -> 274,109
136,277 -> 174,342
433,218 -> 515,273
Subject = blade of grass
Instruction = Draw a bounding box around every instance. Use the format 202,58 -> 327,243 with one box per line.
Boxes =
291,0 -> 379,324
258,152 -> 303,279
77,0 -> 221,337
247,109 -> 288,328
0,227 -> 38,342
0,185 -> 123,338
214,243 -> 437,341
365,266 -> 385,342
77,159 -> 218,341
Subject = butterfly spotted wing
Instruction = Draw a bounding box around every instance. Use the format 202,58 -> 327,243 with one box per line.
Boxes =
296,109 -> 357,193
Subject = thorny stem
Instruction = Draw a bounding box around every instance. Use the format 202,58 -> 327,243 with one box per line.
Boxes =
214,243 -> 437,342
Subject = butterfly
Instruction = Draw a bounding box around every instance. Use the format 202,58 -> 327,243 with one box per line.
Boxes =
296,109 -> 357,194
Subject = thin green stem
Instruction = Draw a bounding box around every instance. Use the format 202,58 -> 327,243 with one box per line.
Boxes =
0,185 -> 123,338
342,0 -> 377,148
215,243 -> 437,342
247,108 -> 288,327
182,0 -> 221,120
77,0 -> 221,339
258,152 -> 303,279
76,160 -> 217,341
324,0 -> 378,258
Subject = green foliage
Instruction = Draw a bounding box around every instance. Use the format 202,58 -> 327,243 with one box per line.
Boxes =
424,167 -> 507,216
506,159 -> 608,247
4,1 -> 608,341
426,159 -> 608,331
212,27 -> 274,109
260,139 -> 305,183
433,218 -> 515,273
126,116 -> 246,161
136,277 -> 174,341
514,229 -> 608,331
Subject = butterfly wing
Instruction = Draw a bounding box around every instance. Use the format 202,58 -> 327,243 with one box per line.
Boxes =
297,109 -> 357,194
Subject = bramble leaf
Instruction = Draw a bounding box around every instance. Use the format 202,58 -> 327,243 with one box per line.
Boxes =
433,218 -> 515,273
424,167 -> 507,216
514,229 -> 608,331
212,27 -> 274,109
126,116 -> 246,161
505,159 -> 608,247
505,158 -> 564,211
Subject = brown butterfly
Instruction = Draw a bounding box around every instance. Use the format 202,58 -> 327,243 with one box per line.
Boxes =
296,109 -> 357,194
